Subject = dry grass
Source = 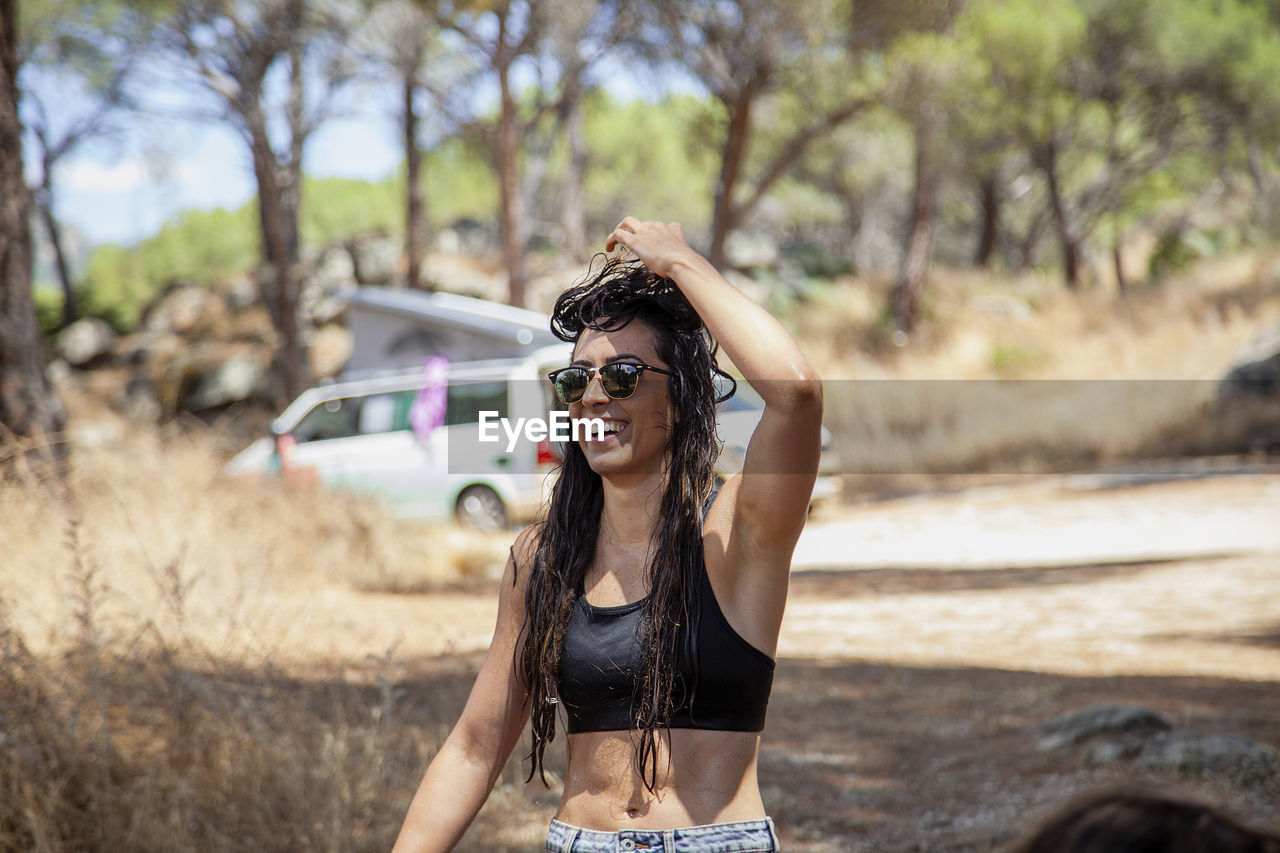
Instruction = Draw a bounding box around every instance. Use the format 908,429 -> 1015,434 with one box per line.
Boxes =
0,425 -> 540,853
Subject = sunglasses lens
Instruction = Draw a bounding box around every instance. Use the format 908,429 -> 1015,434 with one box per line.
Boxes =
600,364 -> 641,399
554,369 -> 589,403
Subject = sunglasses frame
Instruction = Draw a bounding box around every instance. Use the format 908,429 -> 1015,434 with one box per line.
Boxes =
547,361 -> 675,404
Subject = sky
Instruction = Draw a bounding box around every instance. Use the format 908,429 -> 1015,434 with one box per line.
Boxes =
30,87 -> 405,248
25,47 -> 673,251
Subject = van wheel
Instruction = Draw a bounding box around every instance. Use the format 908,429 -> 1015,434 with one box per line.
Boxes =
455,485 -> 507,531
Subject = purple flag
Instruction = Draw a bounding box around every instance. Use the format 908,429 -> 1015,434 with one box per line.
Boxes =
409,356 -> 449,440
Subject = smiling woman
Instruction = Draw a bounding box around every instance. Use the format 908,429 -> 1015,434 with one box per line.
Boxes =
393,219 -> 823,853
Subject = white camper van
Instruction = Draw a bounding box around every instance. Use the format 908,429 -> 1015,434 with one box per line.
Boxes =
227,345 -> 573,530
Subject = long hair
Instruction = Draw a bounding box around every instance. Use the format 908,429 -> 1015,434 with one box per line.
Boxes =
518,256 -> 726,790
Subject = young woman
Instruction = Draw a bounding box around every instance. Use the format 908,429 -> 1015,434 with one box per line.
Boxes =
393,218 -> 823,852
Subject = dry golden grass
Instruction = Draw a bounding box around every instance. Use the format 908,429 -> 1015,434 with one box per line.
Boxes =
0,425 -> 541,853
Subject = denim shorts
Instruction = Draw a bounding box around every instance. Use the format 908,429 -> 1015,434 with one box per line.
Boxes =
544,817 -> 779,853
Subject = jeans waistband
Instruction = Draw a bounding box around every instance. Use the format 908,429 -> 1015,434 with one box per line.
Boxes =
545,816 -> 779,853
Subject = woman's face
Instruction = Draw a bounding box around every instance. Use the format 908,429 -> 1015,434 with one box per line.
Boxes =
568,319 -> 674,479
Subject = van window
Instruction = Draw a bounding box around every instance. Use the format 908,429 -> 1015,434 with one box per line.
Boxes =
358,394 -> 398,434
294,381 -> 510,442
295,398 -> 359,442
445,381 -> 508,426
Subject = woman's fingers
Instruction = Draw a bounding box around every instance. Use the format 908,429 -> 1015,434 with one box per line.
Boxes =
605,218 -> 694,278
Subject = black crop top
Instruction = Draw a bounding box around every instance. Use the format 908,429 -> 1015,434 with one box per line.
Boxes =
556,559 -> 776,733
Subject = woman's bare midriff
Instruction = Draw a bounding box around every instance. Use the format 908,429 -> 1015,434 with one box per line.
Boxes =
555,728 -> 765,830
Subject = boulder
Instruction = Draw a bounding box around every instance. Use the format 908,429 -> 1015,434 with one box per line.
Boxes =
1035,704 -> 1173,752
308,325 -> 353,379
1219,321 -> 1280,400
349,234 -> 399,286
141,283 -> 227,336
221,274 -> 260,312
56,318 -> 116,366
435,218 -> 498,257
181,351 -> 270,412
1135,732 -> 1280,787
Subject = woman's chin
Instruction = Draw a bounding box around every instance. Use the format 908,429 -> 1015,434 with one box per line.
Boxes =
581,443 -> 659,479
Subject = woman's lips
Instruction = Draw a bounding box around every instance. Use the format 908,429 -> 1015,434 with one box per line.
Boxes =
579,418 -> 627,442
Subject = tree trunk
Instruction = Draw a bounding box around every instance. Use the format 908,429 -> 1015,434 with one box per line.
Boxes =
250,119 -> 303,404
496,29 -> 527,307
404,72 -> 427,289
1113,237 -> 1127,295
973,173 -> 1000,268
560,93 -> 589,261
35,186 -> 79,326
1039,139 -> 1082,289
709,91 -> 753,270
0,0 -> 67,473
892,112 -> 937,334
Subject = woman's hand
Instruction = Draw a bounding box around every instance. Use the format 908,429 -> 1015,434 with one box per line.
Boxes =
605,217 -> 704,280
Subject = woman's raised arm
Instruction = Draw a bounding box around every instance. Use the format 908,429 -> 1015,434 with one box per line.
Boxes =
605,218 -> 823,556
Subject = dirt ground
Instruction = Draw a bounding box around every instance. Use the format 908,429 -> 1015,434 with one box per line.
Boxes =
270,467 -> 1280,850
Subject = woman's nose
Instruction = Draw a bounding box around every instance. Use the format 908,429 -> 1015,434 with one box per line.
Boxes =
579,371 -> 610,405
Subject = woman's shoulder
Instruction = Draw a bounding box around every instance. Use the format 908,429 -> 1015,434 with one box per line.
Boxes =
508,522 -> 546,576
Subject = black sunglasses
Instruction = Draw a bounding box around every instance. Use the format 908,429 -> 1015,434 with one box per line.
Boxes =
547,362 -> 674,404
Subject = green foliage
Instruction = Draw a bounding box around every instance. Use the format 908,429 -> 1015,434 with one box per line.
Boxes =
32,286 -> 66,337
81,243 -> 152,331
81,207 -> 258,330
1149,227 -> 1220,280
582,93 -> 718,235
960,0 -> 1088,141
420,137 -> 499,228
302,176 -> 402,245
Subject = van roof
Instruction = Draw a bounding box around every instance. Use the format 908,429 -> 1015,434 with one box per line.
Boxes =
345,287 -> 560,347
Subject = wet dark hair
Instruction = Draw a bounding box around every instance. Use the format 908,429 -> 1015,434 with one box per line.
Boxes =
1005,784 -> 1280,853
518,256 -> 730,789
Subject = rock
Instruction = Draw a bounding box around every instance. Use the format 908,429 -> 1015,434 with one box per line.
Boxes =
221,274 -> 260,312
141,283 -> 226,336
123,375 -> 162,422
1135,732 -> 1280,787
1035,705 -> 1173,752
309,245 -> 358,294
308,325 -> 353,379
425,254 -> 506,302
1083,737 -> 1146,766
435,218 -> 498,257
46,359 -> 79,392
56,318 -> 116,366
349,234 -> 399,286
1219,321 -> 1280,400
182,352 -> 269,411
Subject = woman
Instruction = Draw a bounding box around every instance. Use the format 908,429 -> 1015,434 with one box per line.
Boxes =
393,218 -> 823,852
